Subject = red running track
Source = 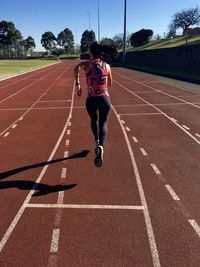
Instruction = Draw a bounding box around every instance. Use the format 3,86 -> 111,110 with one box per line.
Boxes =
0,61 -> 200,267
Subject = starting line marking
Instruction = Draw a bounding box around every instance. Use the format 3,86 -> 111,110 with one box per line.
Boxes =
26,203 -> 144,210
50,229 -> 60,253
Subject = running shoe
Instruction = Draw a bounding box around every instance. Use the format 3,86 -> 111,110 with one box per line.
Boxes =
94,145 -> 104,167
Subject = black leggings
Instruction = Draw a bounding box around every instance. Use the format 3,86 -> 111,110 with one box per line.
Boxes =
86,95 -> 111,147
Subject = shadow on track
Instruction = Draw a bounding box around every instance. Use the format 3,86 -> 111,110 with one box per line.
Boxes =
0,150 -> 90,180
0,150 -> 90,196
0,180 -> 77,196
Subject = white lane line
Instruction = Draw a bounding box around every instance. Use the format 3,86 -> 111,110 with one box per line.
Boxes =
3,132 -> 10,137
165,185 -> 180,201
182,125 -> 190,130
119,113 -> 161,116
64,151 -> 69,158
114,80 -> 200,145
26,203 -> 144,210
57,192 -> 65,205
50,229 -> 60,253
140,148 -> 148,156
120,120 -> 125,124
188,220 -> 200,238
112,105 -> 161,267
65,139 -> 69,146
61,168 -> 67,179
195,133 -> 200,138
0,82 -> 75,253
132,136 -> 138,143
150,164 -> 161,175
12,124 -> 17,129
171,117 -> 177,122
125,127 -> 131,132
67,130 -> 71,135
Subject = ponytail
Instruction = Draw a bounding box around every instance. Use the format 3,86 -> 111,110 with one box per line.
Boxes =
90,42 -> 119,61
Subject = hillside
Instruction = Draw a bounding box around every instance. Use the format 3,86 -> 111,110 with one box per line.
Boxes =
126,34 -> 200,52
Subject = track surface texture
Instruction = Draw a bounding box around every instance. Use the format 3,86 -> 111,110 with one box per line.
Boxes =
0,61 -> 200,267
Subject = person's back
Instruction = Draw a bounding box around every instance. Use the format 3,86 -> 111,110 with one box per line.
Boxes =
86,58 -> 109,97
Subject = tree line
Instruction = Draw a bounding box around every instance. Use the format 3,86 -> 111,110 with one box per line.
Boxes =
0,6 -> 199,59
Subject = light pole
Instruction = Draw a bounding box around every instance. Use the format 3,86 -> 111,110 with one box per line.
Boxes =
87,12 -> 91,30
98,0 -> 100,42
122,0 -> 127,64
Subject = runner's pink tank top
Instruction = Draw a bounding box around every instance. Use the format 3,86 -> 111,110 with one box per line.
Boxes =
85,59 -> 109,97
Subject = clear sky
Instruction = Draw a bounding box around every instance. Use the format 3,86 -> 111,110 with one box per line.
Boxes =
1,0 -> 199,51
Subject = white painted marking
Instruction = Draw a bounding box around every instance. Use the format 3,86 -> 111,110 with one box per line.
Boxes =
121,120 -> 125,124
112,106 -> 161,267
113,80 -> 200,145
150,164 -> 161,175
125,127 -> 130,132
19,117 -> 23,121
57,191 -> 65,204
61,168 -> 67,179
67,130 -> 71,135
65,139 -> 69,146
171,117 -> 177,122
119,113 -> 161,116
68,122 -> 71,126
0,82 -> 76,253
26,203 -> 144,210
132,136 -> 138,143
140,148 -> 148,156
188,220 -> 200,238
195,133 -> 200,138
182,125 -> 190,130
64,151 -> 68,158
12,124 -> 17,129
50,229 -> 60,253
165,185 -> 180,201
3,132 -> 10,137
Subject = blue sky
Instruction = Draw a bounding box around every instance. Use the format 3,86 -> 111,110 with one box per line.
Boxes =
1,0 -> 199,51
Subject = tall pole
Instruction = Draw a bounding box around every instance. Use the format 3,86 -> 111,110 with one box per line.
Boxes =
87,12 -> 91,30
98,0 -> 100,42
122,0 -> 127,64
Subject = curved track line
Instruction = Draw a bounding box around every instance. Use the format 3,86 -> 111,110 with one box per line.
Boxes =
114,79 -> 200,145
112,105 -> 161,267
0,82 -> 75,253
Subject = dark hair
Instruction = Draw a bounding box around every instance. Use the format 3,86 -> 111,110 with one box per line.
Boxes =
90,42 -> 119,61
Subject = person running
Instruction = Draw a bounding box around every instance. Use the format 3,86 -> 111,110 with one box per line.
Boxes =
74,42 -> 118,167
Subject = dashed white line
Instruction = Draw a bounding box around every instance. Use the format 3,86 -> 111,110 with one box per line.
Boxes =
65,139 -> 69,146
195,133 -> 200,138
68,122 -> 71,127
188,219 -> 200,238
120,120 -> 125,124
64,151 -> 68,158
3,132 -> 10,137
140,148 -> 148,156
165,185 -> 180,201
57,191 -> 65,204
182,125 -> 190,130
61,168 -> 67,179
132,136 -> 138,143
50,229 -> 60,253
67,130 -> 71,135
12,124 -> 17,129
125,127 -> 131,132
150,164 -> 161,175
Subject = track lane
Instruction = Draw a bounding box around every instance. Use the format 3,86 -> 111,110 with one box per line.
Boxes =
0,63 -> 200,266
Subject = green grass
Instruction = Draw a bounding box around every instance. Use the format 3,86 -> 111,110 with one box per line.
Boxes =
126,34 -> 200,52
0,59 -> 59,78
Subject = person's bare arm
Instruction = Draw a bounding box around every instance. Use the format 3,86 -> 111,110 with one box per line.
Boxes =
107,64 -> 112,87
74,61 -> 88,96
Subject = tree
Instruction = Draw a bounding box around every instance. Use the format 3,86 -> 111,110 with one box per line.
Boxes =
57,28 -> 74,54
24,36 -> 35,51
112,33 -> 124,49
41,31 -> 57,53
0,20 -> 23,58
130,29 -> 153,47
169,6 -> 200,35
100,38 -> 117,49
80,30 -> 96,53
